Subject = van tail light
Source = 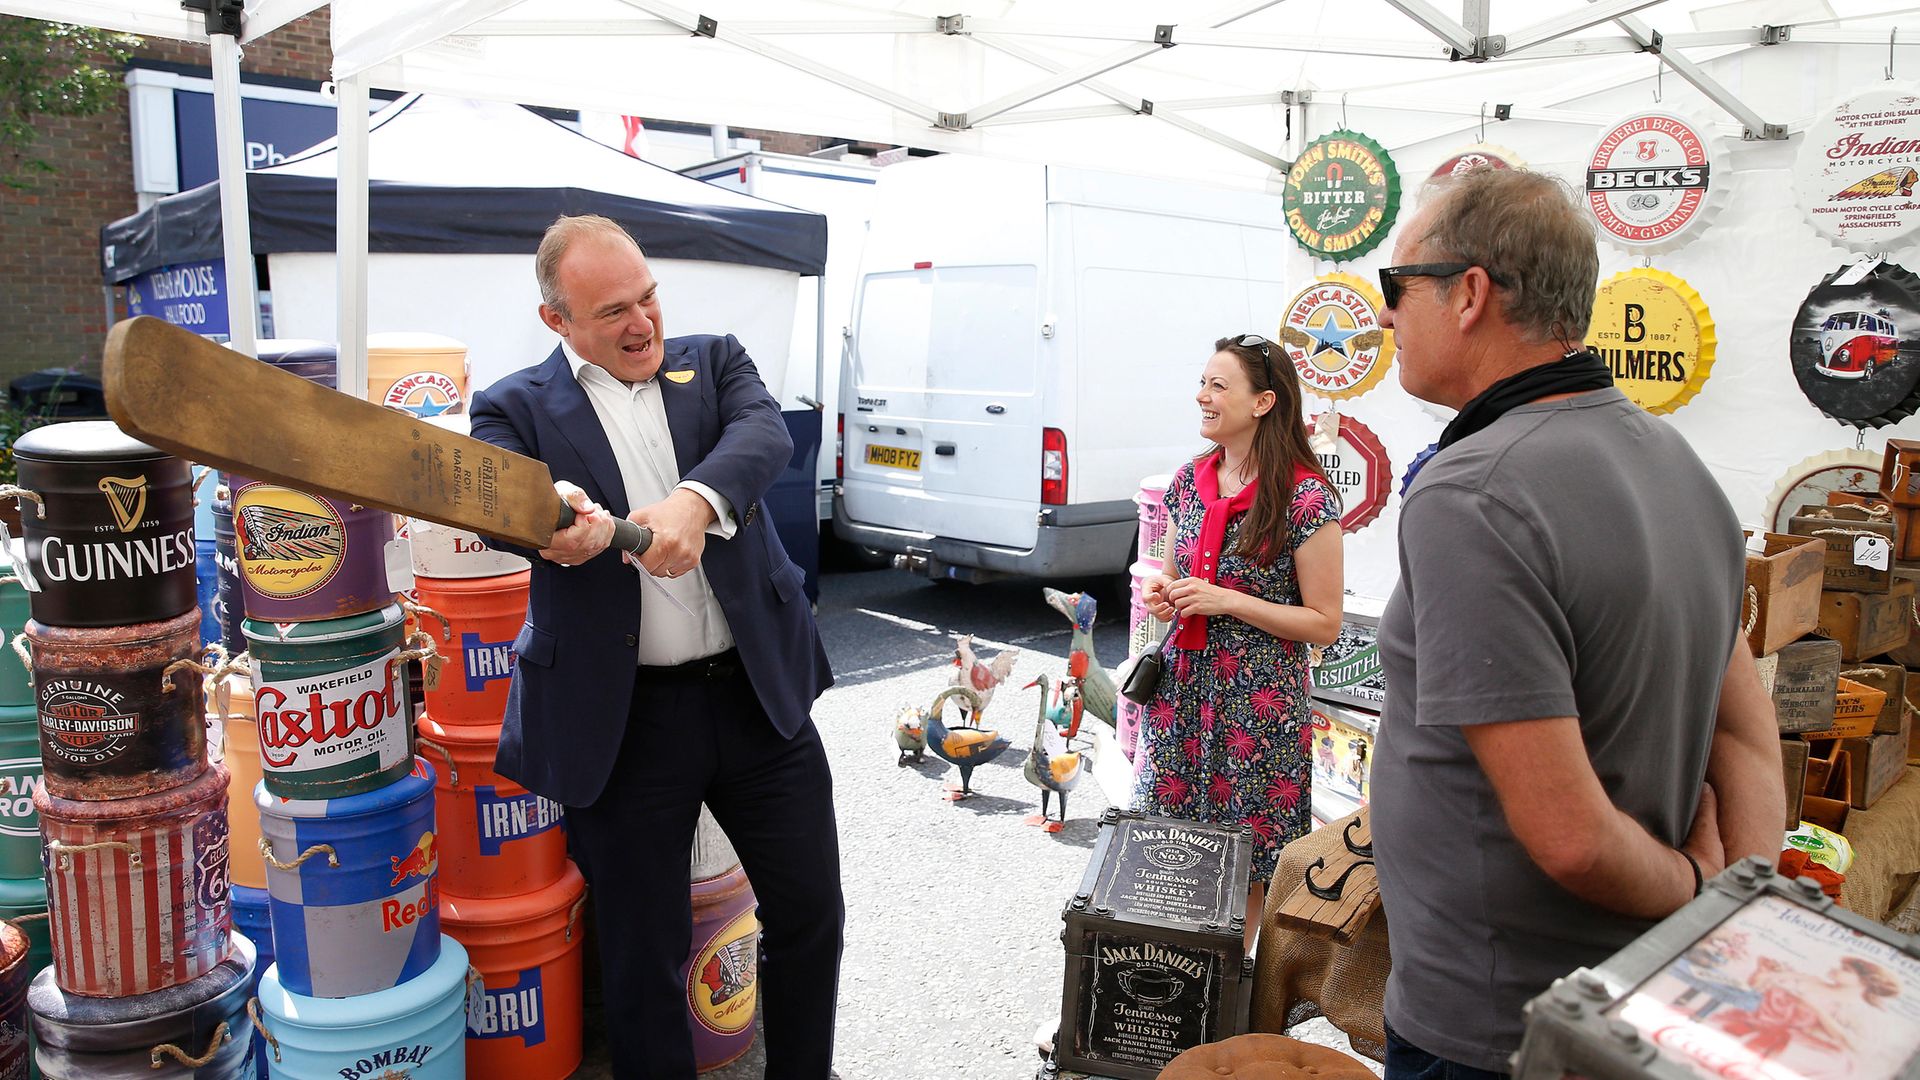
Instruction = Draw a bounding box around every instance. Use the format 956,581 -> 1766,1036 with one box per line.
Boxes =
836,414 -> 845,480
1041,427 -> 1068,506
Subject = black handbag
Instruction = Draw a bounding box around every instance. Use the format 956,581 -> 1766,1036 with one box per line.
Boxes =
1119,618 -> 1176,704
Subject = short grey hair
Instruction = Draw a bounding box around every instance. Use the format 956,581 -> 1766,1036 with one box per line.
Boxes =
1415,168 -> 1599,345
535,214 -> 643,317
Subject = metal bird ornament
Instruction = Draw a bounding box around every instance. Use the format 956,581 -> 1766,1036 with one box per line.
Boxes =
951,634 -> 1020,724
893,704 -> 928,766
1023,674 -> 1090,833
925,684 -> 1012,801
1042,588 -> 1116,726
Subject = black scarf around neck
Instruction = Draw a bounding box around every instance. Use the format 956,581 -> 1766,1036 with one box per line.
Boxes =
1437,349 -> 1615,451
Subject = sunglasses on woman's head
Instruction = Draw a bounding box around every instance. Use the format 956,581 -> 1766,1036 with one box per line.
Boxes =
1238,334 -> 1276,387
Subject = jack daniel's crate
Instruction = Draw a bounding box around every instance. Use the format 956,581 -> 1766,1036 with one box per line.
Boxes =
1512,857 -> 1920,1079
1054,809 -> 1254,1080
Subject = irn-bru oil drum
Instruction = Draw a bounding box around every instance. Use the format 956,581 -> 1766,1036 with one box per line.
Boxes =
254,934 -> 469,1080
255,340 -> 338,390
408,414 -> 529,581
210,676 -> 265,890
244,605 -> 413,801
211,491 -> 245,655
444,862 -> 586,1080
417,717 -> 563,899
255,759 -> 440,999
0,921 -> 31,1080
9,422 -> 196,628
684,863 -> 759,1071
228,477 -> 396,624
415,573 -> 527,726
29,931 -> 255,1080
37,764 -> 232,998
228,887 -> 272,1080
0,704 -> 44,879
0,551 -> 30,708
367,332 -> 468,419
25,610 -> 207,801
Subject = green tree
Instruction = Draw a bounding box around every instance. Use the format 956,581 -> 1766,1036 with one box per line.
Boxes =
0,18 -> 140,189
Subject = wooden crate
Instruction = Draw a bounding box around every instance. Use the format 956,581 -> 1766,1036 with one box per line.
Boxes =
1804,676 -> 1887,739
1789,503 -> 1897,592
1803,741 -> 1853,833
1886,568 -> 1920,665
1841,699 -> 1912,809
1741,532 -> 1826,656
1814,577 -> 1916,660
1827,489 -> 1920,559
1837,662 -> 1909,734
1758,638 -> 1840,735
1878,437 -> 1920,506
1780,737 -> 1807,830
1910,670 -> 1920,765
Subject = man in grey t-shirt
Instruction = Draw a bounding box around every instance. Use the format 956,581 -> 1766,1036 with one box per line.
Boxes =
1370,169 -> 1785,1077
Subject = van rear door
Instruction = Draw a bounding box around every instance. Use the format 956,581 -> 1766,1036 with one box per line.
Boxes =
843,263 -> 1041,551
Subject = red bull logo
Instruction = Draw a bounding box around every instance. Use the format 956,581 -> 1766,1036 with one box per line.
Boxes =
390,830 -> 437,886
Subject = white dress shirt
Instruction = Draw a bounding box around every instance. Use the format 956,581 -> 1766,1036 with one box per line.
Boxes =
562,341 -> 738,666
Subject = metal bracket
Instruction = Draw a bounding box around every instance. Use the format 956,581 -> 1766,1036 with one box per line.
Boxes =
1137,99 -> 1154,115
937,13 -> 965,34
1747,123 -> 1789,141
935,111 -> 968,130
1494,103 -> 1512,121
694,14 -> 718,37
179,0 -> 244,38
1760,24 -> 1790,45
1154,24 -> 1176,47
1643,28 -> 1663,54
1449,34 -> 1505,62
1281,90 -> 1314,105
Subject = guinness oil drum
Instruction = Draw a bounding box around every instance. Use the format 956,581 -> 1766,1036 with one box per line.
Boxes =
10,421 -> 196,628
29,931 -> 255,1080
26,609 -> 206,801
244,605 -> 413,800
228,477 -> 396,623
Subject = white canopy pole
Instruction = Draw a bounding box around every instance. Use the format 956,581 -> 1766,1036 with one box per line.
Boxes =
335,75 -> 371,401
208,30 -> 257,354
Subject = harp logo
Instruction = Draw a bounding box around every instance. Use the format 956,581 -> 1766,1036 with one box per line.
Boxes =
232,486 -> 346,599
97,475 -> 150,533
1278,274 -> 1394,401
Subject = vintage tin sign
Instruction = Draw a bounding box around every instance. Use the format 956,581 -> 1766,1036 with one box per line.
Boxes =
244,605 -> 413,800
1279,274 -> 1394,401
253,933 -> 469,1080
28,931 -> 255,1080
1795,83 -> 1920,253
1586,268 -> 1717,414
1430,142 -> 1524,179
1307,412 -> 1390,532
1074,930 -> 1229,1072
230,478 -> 396,623
1766,449 -> 1884,533
1282,130 -> 1400,261
1311,598 -> 1386,711
1584,110 -> 1725,253
1790,258 -> 1920,428
368,332 -> 469,422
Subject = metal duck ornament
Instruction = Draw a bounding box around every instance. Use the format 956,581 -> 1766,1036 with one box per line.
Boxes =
925,684 -> 1013,800
1023,674 -> 1091,833
1042,587 -> 1117,726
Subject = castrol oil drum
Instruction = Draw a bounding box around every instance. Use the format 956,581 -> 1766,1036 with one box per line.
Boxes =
9,421 -> 196,628
25,610 -> 207,801
367,332 -> 468,420
253,933 -> 468,1080
417,716 -> 564,899
444,862 -> 586,1079
243,605 -> 413,801
29,931 -> 255,1080
414,572 -> 527,727
228,477 -> 396,624
36,764 -> 233,998
255,758 -> 440,998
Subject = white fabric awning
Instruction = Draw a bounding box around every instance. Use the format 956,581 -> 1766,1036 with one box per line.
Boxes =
0,0 -> 321,44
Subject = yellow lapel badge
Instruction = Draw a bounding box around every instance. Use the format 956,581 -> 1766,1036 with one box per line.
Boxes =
663,369 -> 696,384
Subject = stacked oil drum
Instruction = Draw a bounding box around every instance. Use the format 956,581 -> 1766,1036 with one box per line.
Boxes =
409,412 -> 589,1080
8,421 -> 252,1079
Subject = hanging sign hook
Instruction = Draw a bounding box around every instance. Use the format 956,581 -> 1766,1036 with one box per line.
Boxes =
1888,27 -> 1898,81
1479,102 -> 1487,142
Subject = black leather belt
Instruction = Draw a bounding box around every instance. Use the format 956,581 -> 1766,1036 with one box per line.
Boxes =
636,648 -> 742,682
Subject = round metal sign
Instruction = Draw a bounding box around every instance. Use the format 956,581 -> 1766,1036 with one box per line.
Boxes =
1278,273 -> 1394,402
1430,143 -> 1524,179
1766,449 -> 1884,533
1795,82 -> 1920,253
1283,129 -> 1400,261
1583,110 -> 1725,252
1308,412 -> 1392,533
1586,268 -> 1716,414
1790,258 -> 1920,428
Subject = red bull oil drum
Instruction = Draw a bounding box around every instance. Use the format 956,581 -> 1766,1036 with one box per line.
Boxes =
9,421 -> 197,629
415,572 -> 527,726
444,862 -> 585,1080
25,609 -> 207,801
0,704 -> 43,879
417,717 -> 564,899
243,605 -> 413,801
255,758 -> 440,998
0,920 -> 32,1080
228,477 -> 396,624
37,763 -> 232,998
28,930 -> 255,1080
252,933 -> 469,1080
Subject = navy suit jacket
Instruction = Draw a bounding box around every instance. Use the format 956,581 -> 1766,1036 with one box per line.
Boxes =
467,335 -> 834,807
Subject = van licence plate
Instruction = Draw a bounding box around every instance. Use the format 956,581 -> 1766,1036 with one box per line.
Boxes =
865,444 -> 921,471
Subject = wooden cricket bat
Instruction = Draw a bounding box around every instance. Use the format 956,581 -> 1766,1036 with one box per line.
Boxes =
102,316 -> 650,555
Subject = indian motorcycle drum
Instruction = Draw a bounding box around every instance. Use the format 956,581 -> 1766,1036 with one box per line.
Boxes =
243,605 -> 413,801
255,758 -> 440,999
253,934 -> 468,1080
29,931 -> 254,1080
8,421 -> 196,629
416,717 -> 564,900
24,609 -> 207,801
227,477 -> 396,624
415,572 -> 528,727
684,864 -> 758,1072
443,862 -> 586,1080
36,764 -> 233,998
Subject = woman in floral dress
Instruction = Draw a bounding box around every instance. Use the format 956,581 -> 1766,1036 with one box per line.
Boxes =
1135,334 -> 1345,946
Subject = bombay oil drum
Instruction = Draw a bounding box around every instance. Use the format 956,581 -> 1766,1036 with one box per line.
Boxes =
684,809 -> 758,1071
211,491 -> 245,656
367,332 -> 468,419
24,610 -> 207,801
0,553 -> 30,708
29,931 -> 254,1080
255,758 -> 440,999
8,422 -> 196,628
0,706 -> 42,879
255,340 -> 338,390
228,887 -> 272,1080
414,572 -> 527,726
444,862 -> 586,1080
244,605 -> 413,801
210,676 -> 265,890
254,933 -> 469,1080
228,477 -> 396,624
416,717 -> 564,899
36,765 -> 232,998
0,920 -> 32,1080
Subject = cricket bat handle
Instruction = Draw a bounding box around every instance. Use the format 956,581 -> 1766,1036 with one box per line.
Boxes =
553,504 -> 655,559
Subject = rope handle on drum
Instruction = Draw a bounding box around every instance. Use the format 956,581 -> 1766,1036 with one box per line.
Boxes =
1804,504 -> 1895,520
9,632 -> 28,671
258,837 -> 339,872
390,630 -> 440,670
0,486 -> 46,519
415,737 -> 458,789
160,642 -> 232,693
567,884 -> 590,943
47,839 -> 140,869
1742,584 -> 1760,637
150,1020 -> 230,1069
401,599 -> 453,643
209,652 -> 253,722
246,999 -> 281,1064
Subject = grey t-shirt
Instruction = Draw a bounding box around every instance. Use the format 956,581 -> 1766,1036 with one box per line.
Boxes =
1373,387 -> 1742,1073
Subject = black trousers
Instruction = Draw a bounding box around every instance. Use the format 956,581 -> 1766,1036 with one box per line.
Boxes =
566,661 -> 845,1079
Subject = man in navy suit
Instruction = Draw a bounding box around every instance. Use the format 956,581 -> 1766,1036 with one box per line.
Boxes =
469,214 -> 842,1079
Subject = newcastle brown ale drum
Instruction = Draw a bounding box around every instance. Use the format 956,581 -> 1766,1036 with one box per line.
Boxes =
8,421 -> 196,628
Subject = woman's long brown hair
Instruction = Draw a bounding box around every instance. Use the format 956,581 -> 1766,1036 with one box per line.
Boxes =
1207,335 -> 1330,563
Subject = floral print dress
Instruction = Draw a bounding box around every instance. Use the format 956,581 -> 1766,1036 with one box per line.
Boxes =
1130,460 -> 1341,879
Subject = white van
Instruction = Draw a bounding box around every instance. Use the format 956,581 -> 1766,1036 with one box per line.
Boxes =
834,154 -> 1292,583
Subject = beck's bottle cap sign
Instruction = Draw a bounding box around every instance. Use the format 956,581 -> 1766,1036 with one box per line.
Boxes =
1283,130 -> 1400,261
1584,110 -> 1726,253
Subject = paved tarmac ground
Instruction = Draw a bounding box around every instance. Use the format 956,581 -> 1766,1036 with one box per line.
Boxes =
571,564 -> 1378,1078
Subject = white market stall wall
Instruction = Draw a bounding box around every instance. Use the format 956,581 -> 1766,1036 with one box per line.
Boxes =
266,253 -> 799,393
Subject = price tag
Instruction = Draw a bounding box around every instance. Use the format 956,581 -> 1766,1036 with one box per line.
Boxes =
1854,535 -> 1892,570
422,650 -> 445,693
385,539 -> 416,595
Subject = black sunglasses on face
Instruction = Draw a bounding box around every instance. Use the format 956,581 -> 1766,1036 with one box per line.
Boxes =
1237,334 -> 1277,387
1377,262 -> 1511,310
